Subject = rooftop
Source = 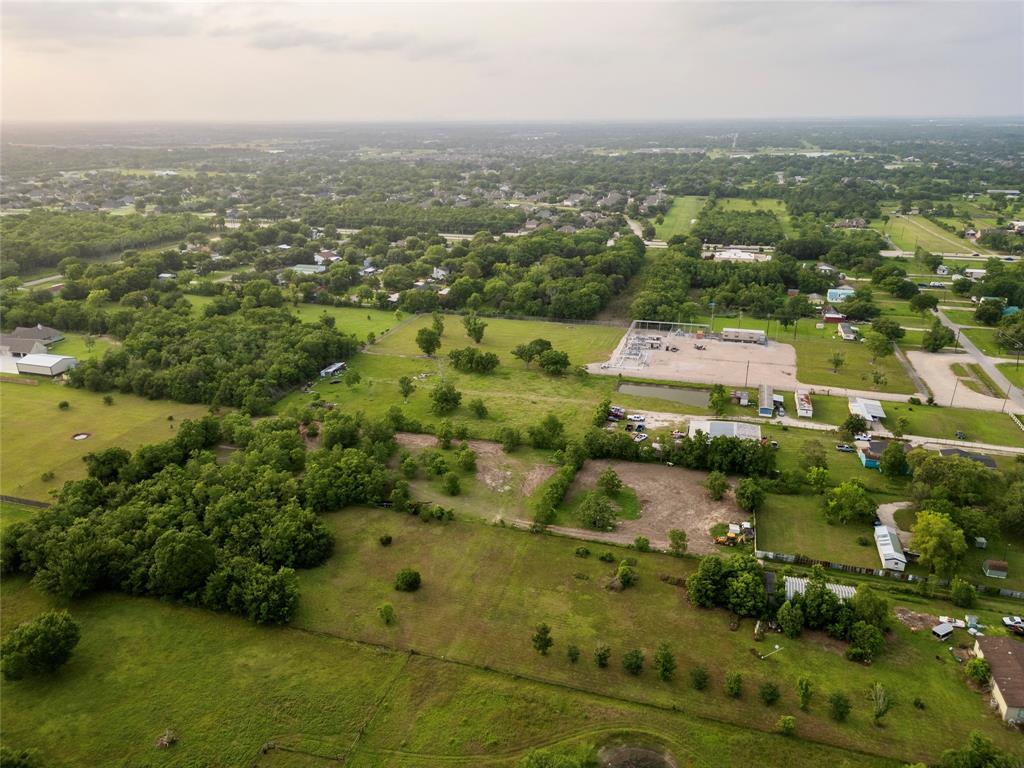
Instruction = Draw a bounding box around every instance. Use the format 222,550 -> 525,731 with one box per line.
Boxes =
976,636 -> 1024,707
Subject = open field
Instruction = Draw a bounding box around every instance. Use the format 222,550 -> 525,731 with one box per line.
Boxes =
373,314 -> 626,364
0,501 -> 39,531
756,493 -> 879,568
715,197 -> 794,235
0,381 -> 210,501
941,309 -> 983,326
278,351 -> 700,441
293,508 -> 1018,763
0,576 -> 896,768
653,195 -> 703,240
873,215 -> 987,254
291,304 -> 403,342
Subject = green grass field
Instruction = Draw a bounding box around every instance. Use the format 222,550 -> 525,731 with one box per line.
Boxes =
48,332 -> 116,361
291,305 -> 403,342
941,309 -> 982,326
962,328 -> 1005,357
290,508 -> 1016,763
873,215 -> 986,254
715,198 -> 795,236
756,493 -> 880,568
653,195 -> 704,240
0,501 -> 39,531
0,575 -> 897,768
997,362 -> 1024,390
372,314 -> 625,364
0,381 -> 210,501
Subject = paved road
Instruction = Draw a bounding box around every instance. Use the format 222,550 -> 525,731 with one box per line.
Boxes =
936,309 -> 1024,410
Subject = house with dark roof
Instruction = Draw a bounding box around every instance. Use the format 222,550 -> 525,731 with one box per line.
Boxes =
974,636 -> 1024,724
0,336 -> 48,358
939,448 -> 996,469
856,439 -> 910,470
10,324 -> 63,346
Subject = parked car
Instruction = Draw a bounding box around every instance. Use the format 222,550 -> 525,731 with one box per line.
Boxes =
627,414 -> 645,422
836,444 -> 855,453
625,424 -> 635,432
777,407 -> 786,418
633,433 -> 649,443
855,433 -> 870,441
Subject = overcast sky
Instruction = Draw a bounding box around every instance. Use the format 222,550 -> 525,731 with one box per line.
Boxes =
2,1 -> 1022,122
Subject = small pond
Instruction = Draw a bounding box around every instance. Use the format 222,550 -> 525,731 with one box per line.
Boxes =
617,382 -> 709,407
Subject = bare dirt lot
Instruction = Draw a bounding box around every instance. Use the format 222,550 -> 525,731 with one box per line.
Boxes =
395,432 -> 556,510
556,459 -> 743,554
591,332 -> 798,390
905,350 -> 1004,410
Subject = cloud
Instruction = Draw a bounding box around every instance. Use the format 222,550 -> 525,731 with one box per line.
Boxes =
2,1 -> 201,45
211,21 -> 483,62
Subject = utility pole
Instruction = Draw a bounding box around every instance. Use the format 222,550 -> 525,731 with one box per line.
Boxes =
744,359 -> 750,388
950,376 -> 959,407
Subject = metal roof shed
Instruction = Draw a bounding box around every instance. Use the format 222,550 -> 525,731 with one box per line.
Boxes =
15,354 -> 77,377
932,623 -> 954,641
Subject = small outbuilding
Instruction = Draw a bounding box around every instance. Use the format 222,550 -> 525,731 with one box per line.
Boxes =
796,390 -> 813,418
15,354 -> 77,377
932,622 -> 954,641
983,559 -> 1009,579
849,397 -> 887,423
319,361 -> 347,378
721,328 -> 767,345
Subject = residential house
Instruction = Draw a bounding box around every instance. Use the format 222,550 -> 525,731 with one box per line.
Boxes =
856,439 -> 910,470
795,390 -> 813,418
936,264 -> 951,276
833,218 -> 868,229
10,324 -> 64,345
290,264 -> 326,275
938,448 -> 996,469
711,248 -> 772,263
973,636 -> 1024,724
838,323 -> 858,341
431,266 -> 450,281
822,306 -> 847,323
0,336 -> 48,358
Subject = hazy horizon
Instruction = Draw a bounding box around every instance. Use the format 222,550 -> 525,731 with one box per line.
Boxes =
3,1 -> 1022,124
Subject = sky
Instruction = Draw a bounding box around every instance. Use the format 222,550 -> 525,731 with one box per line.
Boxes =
2,0 -> 1022,122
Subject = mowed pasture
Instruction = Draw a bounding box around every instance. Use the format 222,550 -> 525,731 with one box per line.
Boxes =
294,508 -> 1015,763
372,314 -> 626,364
653,195 -> 704,241
872,215 -> 987,254
0,578 -> 892,768
0,381 -> 210,501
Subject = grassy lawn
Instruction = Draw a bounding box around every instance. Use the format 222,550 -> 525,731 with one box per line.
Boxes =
48,332 -> 116,361
293,508 -> 1015,763
873,215 -> 983,254
0,501 -> 39,531
941,309 -> 982,326
756,493 -> 880,568
716,197 -> 795,236
653,195 -> 704,240
962,327 -> 1005,357
997,362 -> 1024,389
291,304 -> 403,342
894,508 -> 1024,593
0,574 -> 897,768
0,381 -> 210,501
883,400 -> 1024,447
372,314 -> 625,365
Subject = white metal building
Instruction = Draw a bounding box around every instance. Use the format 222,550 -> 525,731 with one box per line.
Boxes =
721,328 -> 767,345
874,525 -> 907,572
783,576 -> 856,602
849,397 -> 886,423
15,354 -> 77,377
687,420 -> 762,441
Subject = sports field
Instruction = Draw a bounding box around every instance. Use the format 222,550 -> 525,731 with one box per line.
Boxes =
0,381 -> 210,501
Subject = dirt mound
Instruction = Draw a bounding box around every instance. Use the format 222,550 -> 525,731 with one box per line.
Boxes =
599,746 -> 678,768
894,607 -> 937,632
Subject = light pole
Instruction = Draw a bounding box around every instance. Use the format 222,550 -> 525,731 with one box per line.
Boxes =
709,301 -> 717,335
